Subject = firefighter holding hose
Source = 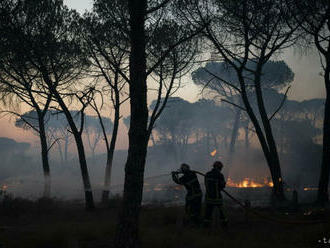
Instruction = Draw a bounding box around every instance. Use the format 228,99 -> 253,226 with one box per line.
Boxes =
203,161 -> 228,228
171,163 -> 202,226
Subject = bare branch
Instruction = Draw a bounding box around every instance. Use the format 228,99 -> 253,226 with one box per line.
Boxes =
269,86 -> 291,121
221,99 -> 247,112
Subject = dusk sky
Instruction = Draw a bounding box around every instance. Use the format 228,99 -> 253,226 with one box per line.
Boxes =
0,0 -> 326,151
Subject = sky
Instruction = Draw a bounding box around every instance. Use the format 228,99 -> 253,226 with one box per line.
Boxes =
63,0 -> 93,14
0,0 -> 326,151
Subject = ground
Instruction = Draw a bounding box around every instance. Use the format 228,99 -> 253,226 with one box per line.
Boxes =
0,196 -> 329,248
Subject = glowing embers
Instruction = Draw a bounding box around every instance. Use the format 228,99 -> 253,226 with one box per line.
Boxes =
226,177 -> 274,188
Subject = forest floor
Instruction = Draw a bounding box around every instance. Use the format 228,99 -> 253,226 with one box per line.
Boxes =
0,196 -> 329,248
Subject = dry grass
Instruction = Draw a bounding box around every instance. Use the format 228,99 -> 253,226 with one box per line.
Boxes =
0,196 -> 329,248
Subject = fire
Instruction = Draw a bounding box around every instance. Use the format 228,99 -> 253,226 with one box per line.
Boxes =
227,177 -> 273,188
264,178 -> 274,187
210,149 -> 217,157
303,187 -> 318,191
1,185 -> 8,191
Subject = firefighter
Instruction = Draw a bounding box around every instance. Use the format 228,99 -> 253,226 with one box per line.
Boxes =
171,163 -> 202,226
204,161 -> 228,228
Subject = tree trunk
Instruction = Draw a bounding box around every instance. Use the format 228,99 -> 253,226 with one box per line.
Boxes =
114,1 -> 148,247
317,65 -> 330,204
254,68 -> 285,202
39,117 -> 51,198
238,72 -> 285,203
228,108 -> 241,164
244,124 -> 249,149
102,103 -> 120,203
51,88 -> 95,210
73,132 -> 95,210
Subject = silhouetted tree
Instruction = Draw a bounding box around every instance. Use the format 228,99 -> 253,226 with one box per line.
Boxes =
111,0 -> 206,246
288,0 -> 330,203
0,0 -> 57,198
0,0 -> 95,209
179,0 -> 299,202
192,60 -> 294,169
81,7 -> 129,203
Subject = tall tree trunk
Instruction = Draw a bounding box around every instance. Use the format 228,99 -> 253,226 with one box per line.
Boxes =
317,65 -> 330,204
73,132 -> 95,210
114,1 -> 148,247
228,108 -> 241,164
39,117 -> 51,198
102,103 -> 120,203
254,68 -> 285,202
51,88 -> 95,210
244,124 -> 249,150
238,72 -> 285,202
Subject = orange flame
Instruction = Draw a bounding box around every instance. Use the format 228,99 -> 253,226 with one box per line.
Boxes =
210,149 -> 217,157
227,177 -> 273,188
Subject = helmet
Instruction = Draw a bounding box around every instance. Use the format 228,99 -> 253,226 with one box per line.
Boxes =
213,161 -> 223,170
180,163 -> 190,172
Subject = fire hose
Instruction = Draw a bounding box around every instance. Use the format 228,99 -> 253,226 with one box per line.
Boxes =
191,170 -> 328,225
112,170 -> 327,224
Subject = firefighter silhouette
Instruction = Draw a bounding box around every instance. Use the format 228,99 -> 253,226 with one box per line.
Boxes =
204,161 -> 228,228
172,163 -> 202,226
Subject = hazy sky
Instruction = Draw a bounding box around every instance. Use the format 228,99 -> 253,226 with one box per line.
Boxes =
0,0 -> 325,151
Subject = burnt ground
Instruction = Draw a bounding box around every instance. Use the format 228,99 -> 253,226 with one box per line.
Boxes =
0,196 -> 329,248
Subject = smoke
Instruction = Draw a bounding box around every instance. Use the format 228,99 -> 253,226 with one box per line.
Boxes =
0,91 -> 324,205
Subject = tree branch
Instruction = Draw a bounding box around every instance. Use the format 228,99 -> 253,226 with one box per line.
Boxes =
221,99 -> 247,111
269,86 -> 291,121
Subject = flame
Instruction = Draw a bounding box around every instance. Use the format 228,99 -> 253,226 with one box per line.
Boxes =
303,187 -> 318,191
210,149 -> 217,157
227,177 -> 273,188
263,178 -> 274,187
1,185 -> 8,190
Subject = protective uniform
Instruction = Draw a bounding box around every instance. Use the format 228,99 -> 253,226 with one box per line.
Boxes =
204,164 -> 227,227
172,165 -> 202,225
